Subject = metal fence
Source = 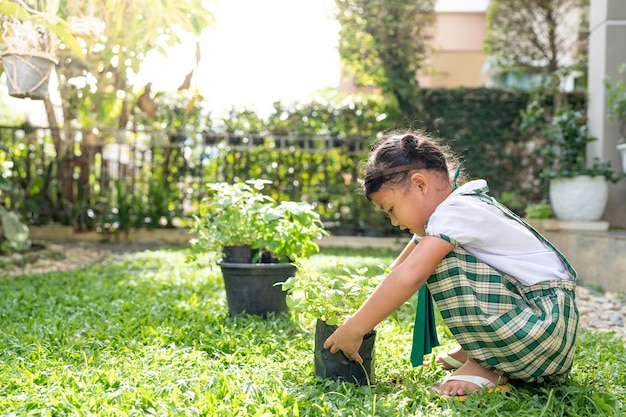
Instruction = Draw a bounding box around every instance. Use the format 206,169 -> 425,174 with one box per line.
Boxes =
0,126 -> 399,236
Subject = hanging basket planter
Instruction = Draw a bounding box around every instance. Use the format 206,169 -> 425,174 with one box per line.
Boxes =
2,53 -> 56,100
67,15 -> 106,39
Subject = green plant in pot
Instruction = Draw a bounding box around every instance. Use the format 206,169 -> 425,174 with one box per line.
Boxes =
0,0 -> 83,100
188,179 -> 328,317
539,109 -> 623,222
522,72 -> 624,222
282,263 -> 384,385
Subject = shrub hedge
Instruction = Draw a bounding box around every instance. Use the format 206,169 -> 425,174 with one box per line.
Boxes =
0,87 -> 586,236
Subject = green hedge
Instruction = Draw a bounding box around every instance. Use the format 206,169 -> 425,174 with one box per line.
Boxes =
0,87 -> 586,235
416,88 -> 585,208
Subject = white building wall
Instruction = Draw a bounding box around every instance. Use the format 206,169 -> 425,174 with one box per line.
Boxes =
588,0 -> 626,227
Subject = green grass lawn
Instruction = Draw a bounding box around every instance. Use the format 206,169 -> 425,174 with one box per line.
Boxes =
0,246 -> 624,416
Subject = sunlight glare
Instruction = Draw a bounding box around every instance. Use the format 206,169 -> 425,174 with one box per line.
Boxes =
137,0 -> 340,117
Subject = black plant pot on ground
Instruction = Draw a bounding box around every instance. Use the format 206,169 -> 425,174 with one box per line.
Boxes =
219,262 -> 296,317
314,319 -> 376,385
222,245 -> 253,263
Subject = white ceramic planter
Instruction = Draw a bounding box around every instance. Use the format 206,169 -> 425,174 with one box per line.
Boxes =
549,175 -> 609,221
617,143 -> 626,174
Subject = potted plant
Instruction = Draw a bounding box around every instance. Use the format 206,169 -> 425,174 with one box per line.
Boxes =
188,179 -> 328,317
540,109 -> 623,221
605,63 -> 626,173
0,0 -> 82,99
522,73 -> 624,222
282,264 -> 384,385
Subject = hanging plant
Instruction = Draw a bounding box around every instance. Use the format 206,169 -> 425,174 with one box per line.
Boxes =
0,0 -> 83,99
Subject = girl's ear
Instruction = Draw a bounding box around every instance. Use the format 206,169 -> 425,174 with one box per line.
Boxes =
410,172 -> 427,192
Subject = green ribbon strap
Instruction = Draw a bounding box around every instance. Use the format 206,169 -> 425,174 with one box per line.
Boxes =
410,284 -> 439,367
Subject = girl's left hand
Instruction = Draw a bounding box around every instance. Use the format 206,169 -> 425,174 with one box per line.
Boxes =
323,321 -> 364,363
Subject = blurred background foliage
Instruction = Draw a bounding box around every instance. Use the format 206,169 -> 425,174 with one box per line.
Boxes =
0,0 -> 593,248
0,87 -> 584,239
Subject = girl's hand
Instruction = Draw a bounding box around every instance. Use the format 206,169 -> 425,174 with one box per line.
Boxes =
323,320 -> 365,363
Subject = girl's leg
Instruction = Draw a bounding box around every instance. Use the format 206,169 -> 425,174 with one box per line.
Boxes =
427,247 -> 578,383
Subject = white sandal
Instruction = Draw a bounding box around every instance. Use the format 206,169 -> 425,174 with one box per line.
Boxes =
436,353 -> 465,370
440,374 -> 512,401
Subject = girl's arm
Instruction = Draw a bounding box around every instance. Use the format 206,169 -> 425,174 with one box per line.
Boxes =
389,237 -> 417,270
323,236 -> 454,362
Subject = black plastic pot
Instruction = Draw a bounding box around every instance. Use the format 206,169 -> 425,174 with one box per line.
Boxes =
314,319 -> 376,385
219,262 -> 296,317
222,245 -> 253,263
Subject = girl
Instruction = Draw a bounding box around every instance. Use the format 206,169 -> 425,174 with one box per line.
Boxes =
323,130 -> 579,399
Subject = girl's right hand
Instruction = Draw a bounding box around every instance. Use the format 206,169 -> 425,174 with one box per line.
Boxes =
323,321 -> 364,363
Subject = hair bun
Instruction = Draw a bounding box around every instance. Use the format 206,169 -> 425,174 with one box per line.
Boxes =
401,134 -> 415,146
401,134 -> 418,156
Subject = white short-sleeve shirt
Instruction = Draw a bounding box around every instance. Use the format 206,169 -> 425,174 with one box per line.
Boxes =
422,179 -> 572,286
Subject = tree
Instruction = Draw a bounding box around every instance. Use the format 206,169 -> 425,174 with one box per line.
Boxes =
334,0 -> 435,122
52,0 -> 212,133
21,0 -> 213,209
484,0 -> 589,76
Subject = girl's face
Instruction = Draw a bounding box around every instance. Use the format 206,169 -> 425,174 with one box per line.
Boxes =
368,172 -> 450,236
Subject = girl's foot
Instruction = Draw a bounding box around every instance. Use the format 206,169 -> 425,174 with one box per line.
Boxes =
423,346 -> 468,370
432,358 -> 508,397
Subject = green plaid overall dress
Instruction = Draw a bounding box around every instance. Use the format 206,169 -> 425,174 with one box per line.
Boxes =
424,187 -> 579,383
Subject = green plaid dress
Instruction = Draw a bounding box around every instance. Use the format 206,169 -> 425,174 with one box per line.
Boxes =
425,189 -> 579,383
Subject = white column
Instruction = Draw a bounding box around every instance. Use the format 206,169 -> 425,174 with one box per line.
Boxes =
588,0 -> 626,227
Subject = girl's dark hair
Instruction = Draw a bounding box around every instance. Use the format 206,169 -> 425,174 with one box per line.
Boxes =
361,130 -> 462,199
